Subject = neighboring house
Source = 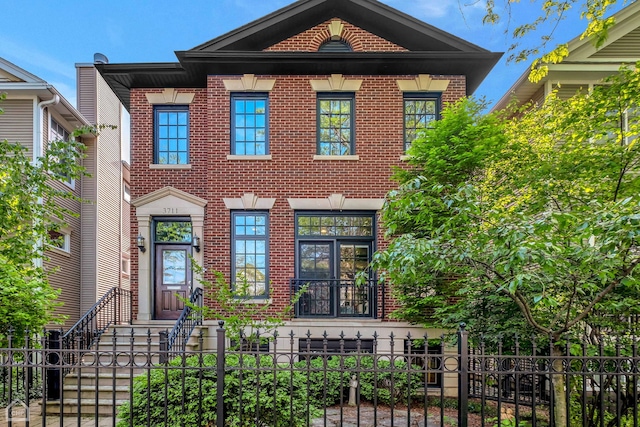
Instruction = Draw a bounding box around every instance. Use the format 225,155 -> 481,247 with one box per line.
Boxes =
0,56 -> 128,327
492,1 -> 640,111
97,0 -> 500,355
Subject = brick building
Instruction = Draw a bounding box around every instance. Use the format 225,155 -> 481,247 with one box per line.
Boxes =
97,0 -> 501,345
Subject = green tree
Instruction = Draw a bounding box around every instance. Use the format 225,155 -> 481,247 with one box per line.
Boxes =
0,94 -> 107,346
479,0 -> 623,81
374,65 -> 640,426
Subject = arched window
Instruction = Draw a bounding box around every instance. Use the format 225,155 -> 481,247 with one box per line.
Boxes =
318,40 -> 352,52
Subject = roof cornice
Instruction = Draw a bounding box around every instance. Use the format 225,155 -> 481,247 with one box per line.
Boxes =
98,50 -> 502,109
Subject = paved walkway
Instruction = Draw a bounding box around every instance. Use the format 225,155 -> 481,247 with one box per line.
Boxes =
0,403 -> 115,427
1,403 -> 441,426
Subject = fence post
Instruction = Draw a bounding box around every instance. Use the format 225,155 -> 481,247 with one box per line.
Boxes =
216,321 -> 226,427
45,329 -> 61,400
159,330 -> 168,365
458,323 -> 469,427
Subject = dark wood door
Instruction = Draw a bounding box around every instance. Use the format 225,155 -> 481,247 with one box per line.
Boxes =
154,244 -> 191,320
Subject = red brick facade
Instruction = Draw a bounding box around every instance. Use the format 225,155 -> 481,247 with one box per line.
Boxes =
128,20 -> 468,321
265,18 -> 407,52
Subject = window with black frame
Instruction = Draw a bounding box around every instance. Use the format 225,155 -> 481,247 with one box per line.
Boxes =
294,213 -> 375,318
154,105 -> 189,165
403,94 -> 440,153
317,93 -> 354,155
231,93 -> 268,155
232,212 -> 269,298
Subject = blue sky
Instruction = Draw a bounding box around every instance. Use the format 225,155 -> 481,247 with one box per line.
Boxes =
0,0 -> 621,157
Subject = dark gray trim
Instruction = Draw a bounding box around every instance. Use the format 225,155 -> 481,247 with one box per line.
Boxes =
231,211 -> 270,298
97,51 -> 502,110
403,92 -> 441,153
316,92 -> 355,156
153,105 -> 190,165
230,93 -> 269,155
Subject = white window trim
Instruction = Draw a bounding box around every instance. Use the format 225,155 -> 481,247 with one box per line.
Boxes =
47,228 -> 71,255
49,117 -> 76,190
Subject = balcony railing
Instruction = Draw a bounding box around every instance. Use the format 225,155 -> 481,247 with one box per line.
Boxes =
290,278 -> 382,318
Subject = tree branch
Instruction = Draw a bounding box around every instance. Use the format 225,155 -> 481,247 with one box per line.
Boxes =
564,257 -> 640,331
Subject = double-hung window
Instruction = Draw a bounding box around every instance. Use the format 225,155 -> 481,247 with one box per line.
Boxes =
403,94 -> 440,152
154,105 -> 189,164
317,93 -> 354,155
50,119 -> 74,186
232,212 -> 269,298
232,94 -> 268,155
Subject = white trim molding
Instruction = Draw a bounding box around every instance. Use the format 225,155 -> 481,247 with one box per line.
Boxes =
223,193 -> 276,210
310,74 -> 363,92
223,74 -> 276,92
396,74 -> 450,92
133,186 -> 207,321
145,88 -> 196,105
287,194 -> 384,211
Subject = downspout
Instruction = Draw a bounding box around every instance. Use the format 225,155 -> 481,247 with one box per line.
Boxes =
33,94 -> 60,269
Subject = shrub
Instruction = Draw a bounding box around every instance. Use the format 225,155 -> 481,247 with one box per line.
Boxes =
343,356 -> 424,405
117,354 -> 320,427
292,355 -> 424,407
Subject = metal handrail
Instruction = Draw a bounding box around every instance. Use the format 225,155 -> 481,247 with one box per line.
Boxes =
160,287 -> 203,362
290,278 -> 380,319
58,286 -> 132,375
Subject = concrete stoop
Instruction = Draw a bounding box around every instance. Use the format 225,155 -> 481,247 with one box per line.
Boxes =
44,322 -> 204,417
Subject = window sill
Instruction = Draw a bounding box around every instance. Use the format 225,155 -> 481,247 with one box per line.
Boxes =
149,164 -> 192,170
237,298 -> 272,305
61,180 -> 75,190
313,155 -> 360,161
227,155 -> 272,161
400,155 -> 411,161
47,246 -> 71,257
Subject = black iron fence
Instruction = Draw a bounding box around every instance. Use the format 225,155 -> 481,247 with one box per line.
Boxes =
1,324 -> 639,426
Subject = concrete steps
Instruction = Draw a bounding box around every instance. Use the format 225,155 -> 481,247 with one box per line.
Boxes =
45,323 -> 204,417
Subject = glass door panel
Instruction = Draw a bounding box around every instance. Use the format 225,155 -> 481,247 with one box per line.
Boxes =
339,243 -> 371,315
298,242 -> 333,316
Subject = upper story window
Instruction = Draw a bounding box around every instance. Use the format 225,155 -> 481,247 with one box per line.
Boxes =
50,119 -> 74,186
317,93 -> 354,156
404,94 -> 440,152
232,212 -> 269,298
154,105 -> 189,165
232,94 -> 268,155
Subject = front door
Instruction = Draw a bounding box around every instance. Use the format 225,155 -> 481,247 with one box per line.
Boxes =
154,244 -> 191,320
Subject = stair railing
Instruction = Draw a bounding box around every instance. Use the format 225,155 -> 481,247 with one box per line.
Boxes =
57,287 -> 132,376
159,287 -> 203,363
